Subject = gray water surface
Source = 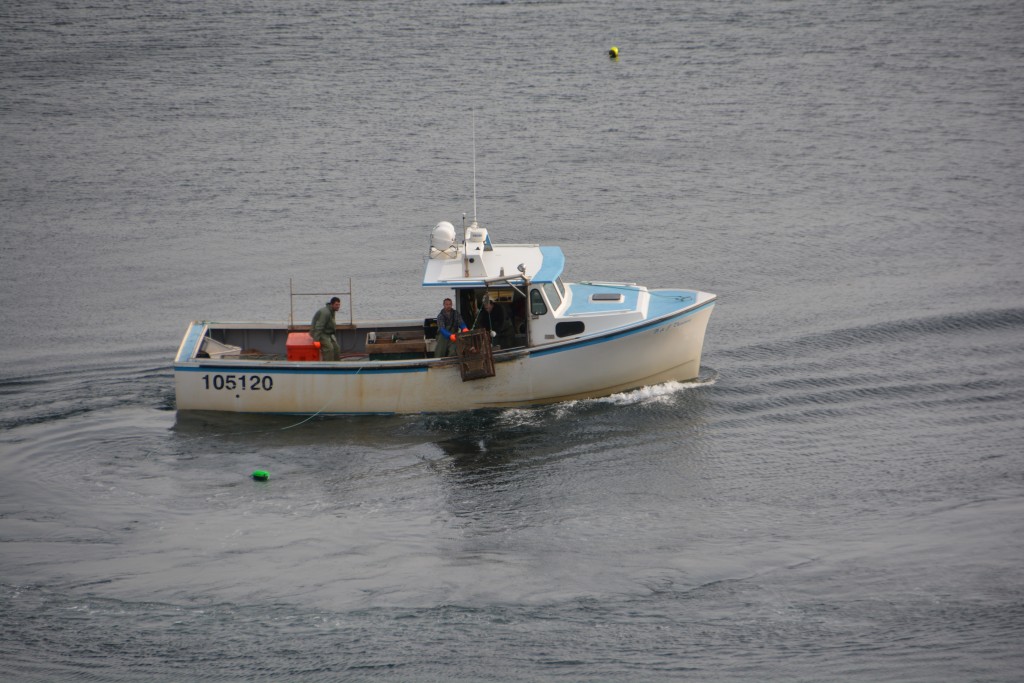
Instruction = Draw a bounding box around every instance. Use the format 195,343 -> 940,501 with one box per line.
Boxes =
2,1 -> 1023,681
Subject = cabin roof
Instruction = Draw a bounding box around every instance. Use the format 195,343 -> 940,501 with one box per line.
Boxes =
422,241 -> 565,288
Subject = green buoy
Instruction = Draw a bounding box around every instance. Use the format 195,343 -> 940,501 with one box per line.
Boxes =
251,469 -> 269,481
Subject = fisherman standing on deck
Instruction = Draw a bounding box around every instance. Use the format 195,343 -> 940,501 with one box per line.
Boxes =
474,296 -> 512,349
311,297 -> 342,361
434,297 -> 467,357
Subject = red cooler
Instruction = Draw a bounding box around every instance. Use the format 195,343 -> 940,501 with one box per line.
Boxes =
286,332 -> 320,361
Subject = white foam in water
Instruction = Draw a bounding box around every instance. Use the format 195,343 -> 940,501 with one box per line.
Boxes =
593,379 -> 716,407
495,377 -> 717,424
494,407 -> 547,428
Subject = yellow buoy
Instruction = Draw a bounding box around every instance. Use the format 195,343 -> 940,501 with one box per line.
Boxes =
609,46 -> 619,59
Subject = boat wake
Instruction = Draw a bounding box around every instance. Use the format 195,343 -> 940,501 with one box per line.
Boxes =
491,371 -> 718,428
591,373 -> 718,407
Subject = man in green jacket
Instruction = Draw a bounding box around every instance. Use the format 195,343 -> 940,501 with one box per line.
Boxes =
311,297 -> 341,361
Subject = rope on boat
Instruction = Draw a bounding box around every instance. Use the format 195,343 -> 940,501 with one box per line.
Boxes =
278,363 -> 366,430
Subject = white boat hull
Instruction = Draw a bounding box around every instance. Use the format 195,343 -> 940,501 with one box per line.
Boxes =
173,301 -> 713,415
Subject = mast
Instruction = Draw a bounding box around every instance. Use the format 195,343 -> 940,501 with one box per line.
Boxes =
472,109 -> 477,224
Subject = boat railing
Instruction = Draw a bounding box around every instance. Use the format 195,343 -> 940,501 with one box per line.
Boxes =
288,277 -> 354,329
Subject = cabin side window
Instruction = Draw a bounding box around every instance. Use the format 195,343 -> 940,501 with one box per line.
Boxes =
555,321 -> 585,337
530,288 -> 547,316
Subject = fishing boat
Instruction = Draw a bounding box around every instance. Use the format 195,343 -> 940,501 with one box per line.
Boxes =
173,219 -> 715,414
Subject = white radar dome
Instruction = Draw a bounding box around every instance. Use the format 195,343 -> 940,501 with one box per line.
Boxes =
431,221 -> 456,251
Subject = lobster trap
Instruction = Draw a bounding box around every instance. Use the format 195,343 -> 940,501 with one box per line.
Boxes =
455,329 -> 496,381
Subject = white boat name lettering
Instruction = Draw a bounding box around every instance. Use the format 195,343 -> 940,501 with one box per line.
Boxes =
201,374 -> 274,392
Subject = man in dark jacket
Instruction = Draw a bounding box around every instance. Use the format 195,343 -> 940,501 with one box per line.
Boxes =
434,297 -> 467,357
474,296 -> 512,349
311,297 -> 341,360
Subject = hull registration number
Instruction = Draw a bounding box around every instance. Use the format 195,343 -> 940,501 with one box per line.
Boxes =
201,374 -> 274,391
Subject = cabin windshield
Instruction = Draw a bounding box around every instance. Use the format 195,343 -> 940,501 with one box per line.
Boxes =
542,282 -> 562,312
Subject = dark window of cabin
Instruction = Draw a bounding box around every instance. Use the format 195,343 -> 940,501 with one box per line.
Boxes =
530,288 -> 547,316
556,321 -> 585,337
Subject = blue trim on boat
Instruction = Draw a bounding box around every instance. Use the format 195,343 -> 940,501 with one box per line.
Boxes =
175,364 -> 429,375
175,300 -> 713,370
533,247 -> 565,283
177,323 -> 206,363
528,298 -> 715,359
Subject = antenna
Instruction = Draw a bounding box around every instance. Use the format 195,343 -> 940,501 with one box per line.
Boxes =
472,109 -> 477,223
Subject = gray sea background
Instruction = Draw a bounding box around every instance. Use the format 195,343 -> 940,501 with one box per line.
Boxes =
2,0 -> 1023,681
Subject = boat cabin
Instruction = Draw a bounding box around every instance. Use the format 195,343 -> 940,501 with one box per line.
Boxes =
424,219 -> 616,350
